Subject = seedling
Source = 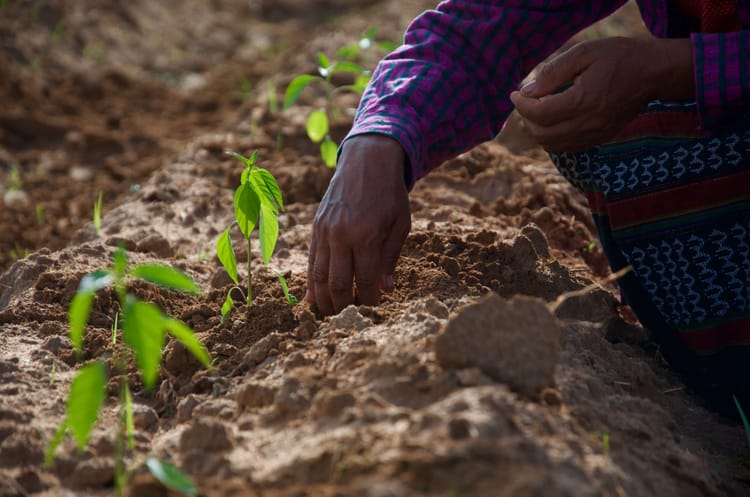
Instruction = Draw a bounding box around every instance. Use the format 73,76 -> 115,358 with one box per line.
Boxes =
51,22 -> 69,42
93,191 -> 103,235
734,395 -> 750,449
216,150 -> 296,322
236,77 -> 253,102
8,164 -> 23,191
282,28 -> 396,168
35,203 -> 44,226
46,247 -> 210,496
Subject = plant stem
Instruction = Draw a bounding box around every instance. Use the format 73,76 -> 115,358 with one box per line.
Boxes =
247,238 -> 253,307
114,379 -> 126,497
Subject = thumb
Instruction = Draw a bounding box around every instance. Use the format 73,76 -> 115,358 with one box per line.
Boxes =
521,43 -> 592,98
380,217 -> 410,292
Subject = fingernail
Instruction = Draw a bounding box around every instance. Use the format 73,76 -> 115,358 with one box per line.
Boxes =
521,79 -> 536,95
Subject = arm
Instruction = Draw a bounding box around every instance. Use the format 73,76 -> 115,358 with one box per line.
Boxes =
347,0 -> 627,188
308,0 -> 627,315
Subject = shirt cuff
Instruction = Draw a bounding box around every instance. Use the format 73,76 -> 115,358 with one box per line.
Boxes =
340,109 -> 426,191
691,31 -> 750,130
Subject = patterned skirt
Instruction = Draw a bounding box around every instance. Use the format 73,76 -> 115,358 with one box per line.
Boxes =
549,101 -> 750,413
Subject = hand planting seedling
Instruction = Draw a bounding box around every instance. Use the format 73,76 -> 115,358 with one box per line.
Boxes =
46,246 -> 211,497
216,150 -> 296,322
283,28 -> 397,168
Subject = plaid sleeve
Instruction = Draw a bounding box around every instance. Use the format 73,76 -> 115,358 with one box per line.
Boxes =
344,0 -> 626,189
692,31 -> 750,130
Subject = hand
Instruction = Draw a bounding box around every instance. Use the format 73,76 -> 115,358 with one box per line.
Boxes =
306,134 -> 411,315
509,37 -> 694,152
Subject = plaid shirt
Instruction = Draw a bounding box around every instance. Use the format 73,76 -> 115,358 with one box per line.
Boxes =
346,0 -> 750,188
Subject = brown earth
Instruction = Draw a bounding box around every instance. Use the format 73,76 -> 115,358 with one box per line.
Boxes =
1,1 -> 750,496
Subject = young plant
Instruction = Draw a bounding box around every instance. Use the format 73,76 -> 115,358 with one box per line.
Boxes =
93,191 -> 103,235
46,247 -> 210,497
216,150 -> 295,322
282,28 -> 396,168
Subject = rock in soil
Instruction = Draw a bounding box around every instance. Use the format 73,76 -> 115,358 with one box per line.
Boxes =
435,294 -> 560,397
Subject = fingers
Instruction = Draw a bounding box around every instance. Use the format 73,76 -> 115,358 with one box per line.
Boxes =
510,84 -> 585,127
305,234 -> 317,304
311,234 -> 334,316
521,42 -> 592,98
328,243 -> 354,312
354,250 -> 381,306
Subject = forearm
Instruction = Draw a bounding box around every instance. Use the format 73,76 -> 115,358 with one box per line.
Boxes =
347,0 -> 627,188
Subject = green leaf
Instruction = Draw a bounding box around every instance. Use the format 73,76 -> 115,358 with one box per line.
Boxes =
216,228 -> 238,285
320,137 -> 338,168
273,271 -> 298,305
306,110 -> 328,143
45,419 -> 68,467
78,270 -> 114,293
329,61 -> 366,75
123,298 -> 166,391
113,246 -> 128,278
220,292 -> 234,323
93,192 -> 103,235
377,40 -> 399,52
335,43 -> 359,60
124,384 -> 135,450
258,203 -> 279,265
734,395 -> 750,449
283,74 -> 321,110
317,52 -> 329,69
67,361 -> 107,451
163,318 -> 211,368
234,183 -> 261,240
133,264 -> 200,294
353,73 -> 371,93
145,457 -> 198,497
69,291 -> 94,352
363,27 -> 378,41
249,167 -> 284,211
226,150 -> 258,169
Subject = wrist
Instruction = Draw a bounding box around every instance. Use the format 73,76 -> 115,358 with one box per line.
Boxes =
644,38 -> 695,102
339,134 -> 409,188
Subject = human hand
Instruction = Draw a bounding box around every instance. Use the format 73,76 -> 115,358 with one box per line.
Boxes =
509,37 -> 694,152
306,134 -> 411,315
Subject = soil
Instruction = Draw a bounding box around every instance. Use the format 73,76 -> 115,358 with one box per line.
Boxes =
1,1 -> 749,496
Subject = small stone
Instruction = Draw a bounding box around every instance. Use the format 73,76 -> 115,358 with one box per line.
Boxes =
132,404 -> 159,431
135,234 -> 173,258
554,288 -> 617,323
70,457 -> 115,488
177,394 -> 201,422
69,166 -> 93,181
274,376 -> 311,415
311,390 -> 355,419
3,190 -> 29,209
236,382 -> 276,411
435,294 -> 560,397
329,306 -> 370,331
179,419 -> 233,453
440,256 -> 461,278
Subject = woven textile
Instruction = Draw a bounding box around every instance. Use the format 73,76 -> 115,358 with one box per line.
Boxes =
679,0 -> 742,32
551,102 -> 750,354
